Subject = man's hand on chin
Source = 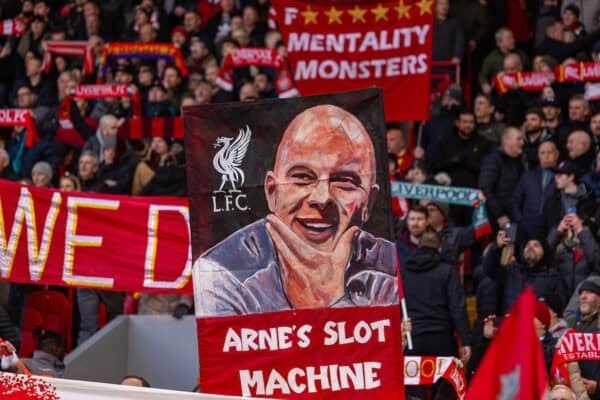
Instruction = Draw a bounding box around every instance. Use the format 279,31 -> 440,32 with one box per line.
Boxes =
266,214 -> 358,309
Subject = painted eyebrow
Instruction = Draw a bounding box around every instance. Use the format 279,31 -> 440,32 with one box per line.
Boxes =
330,171 -> 362,186
286,166 -> 317,179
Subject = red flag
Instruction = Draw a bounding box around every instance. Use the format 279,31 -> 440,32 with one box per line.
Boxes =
466,288 -> 548,400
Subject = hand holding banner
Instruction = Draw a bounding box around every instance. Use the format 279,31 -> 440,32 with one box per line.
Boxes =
0,109 -> 39,147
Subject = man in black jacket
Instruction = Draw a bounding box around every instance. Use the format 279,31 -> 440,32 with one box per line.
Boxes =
513,140 -> 559,241
484,230 -> 565,314
537,20 -> 600,63
543,160 -> 597,236
402,232 -> 470,398
479,126 -> 525,230
429,110 -> 492,226
558,96 -> 590,156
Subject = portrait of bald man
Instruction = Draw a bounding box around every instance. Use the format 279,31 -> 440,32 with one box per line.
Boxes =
194,104 -> 398,316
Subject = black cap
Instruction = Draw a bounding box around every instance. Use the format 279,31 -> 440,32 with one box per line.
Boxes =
553,161 -> 579,175
564,4 -> 581,19
541,97 -> 560,108
30,15 -> 46,23
579,279 -> 600,296
538,293 -> 563,315
115,63 -> 133,75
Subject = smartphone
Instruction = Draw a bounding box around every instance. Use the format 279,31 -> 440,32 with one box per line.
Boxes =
505,223 -> 518,243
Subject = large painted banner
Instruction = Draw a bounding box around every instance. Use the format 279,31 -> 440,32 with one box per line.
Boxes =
0,372 -> 251,400
0,179 -> 192,293
185,89 -> 404,399
270,0 -> 434,121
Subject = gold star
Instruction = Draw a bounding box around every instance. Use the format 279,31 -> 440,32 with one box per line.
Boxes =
416,0 -> 433,15
300,6 -> 319,25
347,5 -> 367,23
394,0 -> 412,19
371,3 -> 389,22
324,6 -> 343,24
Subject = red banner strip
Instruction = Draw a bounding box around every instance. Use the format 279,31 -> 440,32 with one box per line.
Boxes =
0,179 -> 192,294
551,329 -> 600,385
271,0 -> 434,121
99,43 -> 189,79
556,62 -> 600,82
0,109 -> 39,147
1,19 -> 24,36
42,41 -> 95,75
197,306 -> 404,399
493,72 -> 554,95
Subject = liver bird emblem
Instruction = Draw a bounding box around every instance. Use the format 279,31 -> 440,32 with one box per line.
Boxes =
212,125 -> 252,193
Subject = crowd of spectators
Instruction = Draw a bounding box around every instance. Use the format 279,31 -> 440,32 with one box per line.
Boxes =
2,0 -> 600,398
393,0 -> 600,399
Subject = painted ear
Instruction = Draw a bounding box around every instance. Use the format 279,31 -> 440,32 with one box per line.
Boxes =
264,171 -> 277,212
362,184 -> 379,222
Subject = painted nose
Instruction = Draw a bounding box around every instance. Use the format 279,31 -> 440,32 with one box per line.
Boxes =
307,179 -> 332,209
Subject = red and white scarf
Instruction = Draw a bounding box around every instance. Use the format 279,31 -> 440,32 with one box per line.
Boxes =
216,47 -> 299,98
1,19 -> 24,36
493,72 -> 554,94
58,84 -> 141,130
551,329 -> 600,386
404,356 -> 466,399
556,62 -> 600,83
0,109 -> 39,147
42,41 -> 95,76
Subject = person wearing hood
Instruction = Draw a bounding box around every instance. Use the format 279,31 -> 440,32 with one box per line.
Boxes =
483,230 -> 565,314
566,278 -> 600,399
21,330 -> 66,378
540,293 -> 569,339
70,108 -> 123,163
402,231 -> 470,399
543,160 -> 597,236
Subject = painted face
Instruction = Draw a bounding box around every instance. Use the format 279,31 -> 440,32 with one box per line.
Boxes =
265,105 -> 378,252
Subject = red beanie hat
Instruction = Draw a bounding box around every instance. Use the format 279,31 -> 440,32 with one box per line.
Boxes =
171,26 -> 188,40
535,301 -> 550,329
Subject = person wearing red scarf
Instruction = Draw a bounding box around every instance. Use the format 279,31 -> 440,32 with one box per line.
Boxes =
563,4 -> 586,38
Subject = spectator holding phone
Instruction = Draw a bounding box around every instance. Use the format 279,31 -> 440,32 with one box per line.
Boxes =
483,230 -> 565,314
548,212 -> 600,297
543,161 -> 597,236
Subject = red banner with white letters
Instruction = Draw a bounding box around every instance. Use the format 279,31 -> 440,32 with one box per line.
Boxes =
404,356 -> 466,399
271,0 -> 434,121
185,90 -> 403,398
493,72 -> 555,94
0,179 -> 192,294
551,329 -> 600,386
197,306 -> 404,398
556,62 -> 600,82
0,109 -> 39,147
